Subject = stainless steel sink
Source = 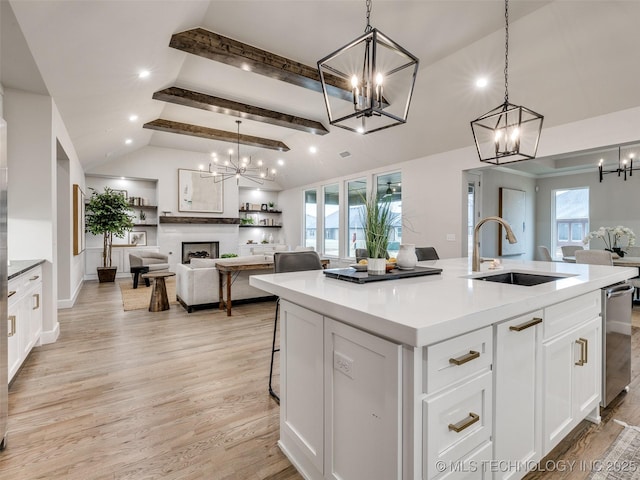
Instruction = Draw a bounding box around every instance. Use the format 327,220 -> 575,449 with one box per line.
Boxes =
471,271 -> 570,286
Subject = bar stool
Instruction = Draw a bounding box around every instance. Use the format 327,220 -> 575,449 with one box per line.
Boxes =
269,251 -> 323,403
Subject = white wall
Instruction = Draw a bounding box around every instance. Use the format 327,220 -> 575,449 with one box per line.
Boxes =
535,171 -> 640,253
280,105 -> 640,261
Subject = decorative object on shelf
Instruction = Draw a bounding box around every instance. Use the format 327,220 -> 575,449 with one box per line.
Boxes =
470,0 -> 543,165
396,244 -> 417,270
200,120 -> 277,185
162,211 -> 171,216
240,217 -> 255,225
317,0 -> 419,135
268,233 -> 274,244
129,231 -> 147,246
268,201 -> 275,211
261,203 -> 268,211
178,168 -> 224,213
598,146 -> 639,182
360,190 -> 394,275
112,189 -> 128,199
138,210 -> 146,224
221,253 -> 239,258
583,226 -> 636,255
85,187 -> 135,282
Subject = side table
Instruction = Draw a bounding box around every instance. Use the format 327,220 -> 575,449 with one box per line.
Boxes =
130,265 -> 150,289
141,271 -> 176,312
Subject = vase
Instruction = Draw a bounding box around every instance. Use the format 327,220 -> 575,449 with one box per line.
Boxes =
396,244 -> 417,270
367,257 -> 386,275
612,247 -> 625,258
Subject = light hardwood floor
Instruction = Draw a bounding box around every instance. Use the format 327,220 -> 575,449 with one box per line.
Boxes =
1,281 -> 639,479
1,279 -> 301,480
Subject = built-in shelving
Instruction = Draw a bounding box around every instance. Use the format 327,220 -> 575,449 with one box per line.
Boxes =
159,216 -> 241,225
239,209 -> 282,214
239,225 -> 282,229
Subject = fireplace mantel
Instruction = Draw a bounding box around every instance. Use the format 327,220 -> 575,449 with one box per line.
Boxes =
159,216 -> 240,225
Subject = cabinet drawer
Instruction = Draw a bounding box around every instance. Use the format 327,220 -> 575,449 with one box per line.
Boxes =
424,370 -> 492,480
8,265 -> 42,303
425,326 -> 492,394
436,441 -> 492,480
544,291 -> 600,341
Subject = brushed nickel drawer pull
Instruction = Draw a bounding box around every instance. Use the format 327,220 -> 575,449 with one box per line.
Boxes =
448,412 -> 480,433
33,293 -> 40,310
509,317 -> 543,332
29,275 -> 40,281
8,290 -> 16,298
8,315 -> 16,337
449,350 -> 480,366
575,338 -> 588,366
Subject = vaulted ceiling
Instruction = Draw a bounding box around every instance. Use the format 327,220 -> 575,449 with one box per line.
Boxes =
3,1 -> 640,189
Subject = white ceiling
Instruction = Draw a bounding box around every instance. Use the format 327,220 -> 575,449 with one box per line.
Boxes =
3,0 -> 640,189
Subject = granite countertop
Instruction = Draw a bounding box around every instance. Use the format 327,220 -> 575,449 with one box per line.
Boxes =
8,259 -> 46,280
250,257 -> 637,347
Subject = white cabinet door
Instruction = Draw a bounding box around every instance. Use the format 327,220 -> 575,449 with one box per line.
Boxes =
494,312 -> 543,480
279,300 -> 324,478
7,300 -> 21,382
542,316 -> 601,454
324,318 -> 402,480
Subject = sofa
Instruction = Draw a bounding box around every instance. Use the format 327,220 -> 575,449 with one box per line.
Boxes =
175,255 -> 275,313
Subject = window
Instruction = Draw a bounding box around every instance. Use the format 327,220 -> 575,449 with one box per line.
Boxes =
323,184 -> 339,257
552,187 -> 589,259
376,172 -> 402,258
304,189 -> 317,250
347,179 -> 367,257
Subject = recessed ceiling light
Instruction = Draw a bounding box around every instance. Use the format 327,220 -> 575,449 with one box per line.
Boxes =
210,152 -> 217,157
309,146 -> 318,154
198,164 -> 204,170
125,138 -> 132,145
138,70 -> 150,79
475,77 -> 488,88
277,159 -> 285,166
356,126 -> 365,134
129,114 -> 138,122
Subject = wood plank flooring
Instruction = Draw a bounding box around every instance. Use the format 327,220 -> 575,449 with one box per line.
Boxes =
0,279 -> 301,480
1,281 -> 639,479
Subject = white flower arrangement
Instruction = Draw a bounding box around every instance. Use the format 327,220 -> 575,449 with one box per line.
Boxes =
583,225 -> 636,250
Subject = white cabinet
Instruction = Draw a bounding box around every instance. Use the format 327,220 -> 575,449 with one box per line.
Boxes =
278,300 -> 402,480
494,311 -> 543,480
7,265 -> 43,383
423,326 -> 493,480
542,316 -> 601,453
324,318 -> 402,480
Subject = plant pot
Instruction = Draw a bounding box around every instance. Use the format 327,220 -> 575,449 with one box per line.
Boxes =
97,266 -> 117,283
612,247 -> 625,258
367,257 -> 386,275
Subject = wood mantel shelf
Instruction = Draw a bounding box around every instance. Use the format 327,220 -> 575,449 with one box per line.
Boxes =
159,216 -> 241,225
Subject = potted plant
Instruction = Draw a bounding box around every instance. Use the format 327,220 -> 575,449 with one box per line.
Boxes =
85,187 -> 135,282
268,201 -> 276,212
360,191 -> 394,275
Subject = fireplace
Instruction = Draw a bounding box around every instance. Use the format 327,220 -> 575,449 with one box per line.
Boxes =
182,241 -> 219,264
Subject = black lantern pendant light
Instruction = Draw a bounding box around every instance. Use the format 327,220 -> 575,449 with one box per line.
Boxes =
471,0 -> 544,164
317,0 -> 419,135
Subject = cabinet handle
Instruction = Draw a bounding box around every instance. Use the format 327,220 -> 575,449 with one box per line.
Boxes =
33,293 -> 40,310
449,350 -> 480,366
448,412 -> 480,433
8,290 -> 16,298
8,315 -> 16,337
575,338 -> 588,366
29,275 -> 40,281
509,317 -> 543,332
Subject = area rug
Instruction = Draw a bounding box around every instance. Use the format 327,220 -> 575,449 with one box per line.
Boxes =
588,421 -> 640,479
118,277 -> 178,311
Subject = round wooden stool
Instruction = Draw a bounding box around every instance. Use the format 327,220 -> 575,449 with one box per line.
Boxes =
141,271 -> 176,312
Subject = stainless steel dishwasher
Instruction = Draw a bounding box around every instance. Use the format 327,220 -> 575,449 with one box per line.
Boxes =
601,282 -> 634,407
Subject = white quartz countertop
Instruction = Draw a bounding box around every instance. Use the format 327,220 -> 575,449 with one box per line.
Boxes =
250,258 -> 637,347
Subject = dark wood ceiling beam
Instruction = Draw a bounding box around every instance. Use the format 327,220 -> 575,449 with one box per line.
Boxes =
143,119 -> 290,152
153,87 -> 329,136
169,28 -> 351,102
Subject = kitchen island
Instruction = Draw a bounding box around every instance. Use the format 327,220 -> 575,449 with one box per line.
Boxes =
250,258 -> 636,480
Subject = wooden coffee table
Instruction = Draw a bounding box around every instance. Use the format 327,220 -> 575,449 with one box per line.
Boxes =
141,271 -> 176,312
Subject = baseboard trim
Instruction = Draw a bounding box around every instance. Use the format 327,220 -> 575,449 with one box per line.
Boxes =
40,322 -> 60,345
58,279 -> 84,309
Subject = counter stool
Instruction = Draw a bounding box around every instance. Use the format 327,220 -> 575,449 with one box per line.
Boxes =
269,251 -> 323,403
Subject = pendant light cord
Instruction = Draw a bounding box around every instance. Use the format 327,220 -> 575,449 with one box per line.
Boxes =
364,0 -> 373,33
504,0 -> 509,103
